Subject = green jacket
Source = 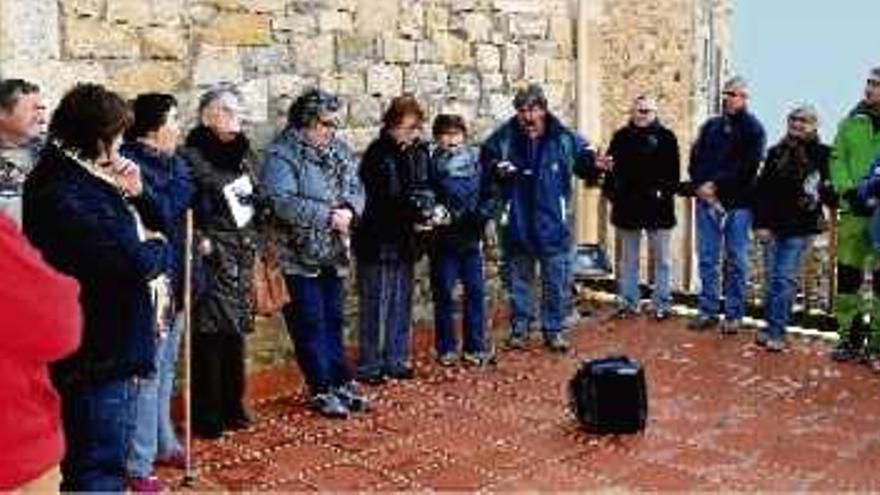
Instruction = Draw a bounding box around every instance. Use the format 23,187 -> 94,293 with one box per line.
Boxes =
830,106 -> 880,213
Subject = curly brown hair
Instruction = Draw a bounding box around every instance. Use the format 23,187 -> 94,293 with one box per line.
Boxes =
49,83 -> 131,160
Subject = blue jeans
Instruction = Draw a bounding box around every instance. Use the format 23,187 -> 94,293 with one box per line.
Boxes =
282,271 -> 351,395
763,235 -> 810,340
617,228 -> 672,312
127,313 -> 184,477
429,246 -> 487,356
356,259 -> 414,375
59,378 -> 138,492
696,200 -> 752,320
503,249 -> 570,337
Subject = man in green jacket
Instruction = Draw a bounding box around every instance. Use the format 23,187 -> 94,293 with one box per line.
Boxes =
830,67 -> 880,367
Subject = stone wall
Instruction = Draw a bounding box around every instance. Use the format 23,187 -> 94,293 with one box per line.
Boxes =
0,0 -> 732,368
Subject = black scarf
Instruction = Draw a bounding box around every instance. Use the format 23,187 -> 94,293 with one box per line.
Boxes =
185,125 -> 250,172
773,134 -> 818,181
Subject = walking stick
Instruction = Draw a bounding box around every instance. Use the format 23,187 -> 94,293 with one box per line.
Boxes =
183,210 -> 196,487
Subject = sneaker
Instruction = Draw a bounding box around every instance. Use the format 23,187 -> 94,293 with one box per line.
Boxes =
127,475 -> 167,493
687,315 -> 719,332
755,330 -> 769,347
653,309 -> 671,321
544,334 -> 571,353
333,381 -> 370,412
310,392 -> 349,419
155,450 -> 186,470
611,306 -> 638,320
437,352 -> 459,367
505,333 -> 528,350
386,365 -> 415,380
764,338 -> 786,353
720,319 -> 741,335
462,351 -> 495,367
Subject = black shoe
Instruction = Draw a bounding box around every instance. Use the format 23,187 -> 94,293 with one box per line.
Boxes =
764,338 -> 786,353
333,381 -> 370,412
653,309 -> 671,321
688,315 -> 719,332
387,365 -> 415,380
224,412 -> 253,431
831,341 -> 861,362
192,421 -> 224,440
356,370 -> 387,386
755,330 -> 769,347
311,392 -> 349,419
544,334 -> 570,353
611,306 -> 638,320
720,319 -> 741,335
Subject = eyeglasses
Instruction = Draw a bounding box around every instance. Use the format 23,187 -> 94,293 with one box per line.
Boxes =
789,115 -> 811,124
723,91 -> 745,98
317,118 -> 338,129
868,79 -> 880,87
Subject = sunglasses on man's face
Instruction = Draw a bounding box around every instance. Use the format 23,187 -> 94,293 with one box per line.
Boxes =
868,79 -> 880,88
723,91 -> 744,98
636,108 -> 655,115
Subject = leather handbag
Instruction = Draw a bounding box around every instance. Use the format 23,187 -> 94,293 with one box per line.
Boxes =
252,237 -> 290,316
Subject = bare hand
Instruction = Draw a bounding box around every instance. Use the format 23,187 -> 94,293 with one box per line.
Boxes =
330,207 -> 354,234
596,152 -> 614,172
113,157 -> 143,197
198,238 -> 213,256
496,160 -> 517,177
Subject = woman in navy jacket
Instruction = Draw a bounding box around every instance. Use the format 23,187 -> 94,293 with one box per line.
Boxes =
23,83 -> 170,492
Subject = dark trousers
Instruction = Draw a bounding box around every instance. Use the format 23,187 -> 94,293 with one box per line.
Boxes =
430,246 -> 487,355
282,271 -> 352,395
356,258 -> 415,375
59,378 -> 138,492
191,332 -> 246,432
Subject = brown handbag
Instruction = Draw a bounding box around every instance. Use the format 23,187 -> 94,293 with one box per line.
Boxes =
252,237 -> 291,316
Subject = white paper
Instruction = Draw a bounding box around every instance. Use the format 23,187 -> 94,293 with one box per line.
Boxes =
222,174 -> 255,228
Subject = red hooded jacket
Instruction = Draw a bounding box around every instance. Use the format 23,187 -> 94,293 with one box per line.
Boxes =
0,213 -> 81,489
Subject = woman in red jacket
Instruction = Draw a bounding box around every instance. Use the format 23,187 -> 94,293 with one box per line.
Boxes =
0,212 -> 82,491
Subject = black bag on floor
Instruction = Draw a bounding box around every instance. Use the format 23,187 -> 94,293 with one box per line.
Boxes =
568,355 -> 647,434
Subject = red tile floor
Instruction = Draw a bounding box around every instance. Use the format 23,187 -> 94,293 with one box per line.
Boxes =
160,311 -> 880,491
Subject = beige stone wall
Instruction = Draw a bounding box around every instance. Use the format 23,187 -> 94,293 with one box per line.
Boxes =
0,0 -> 585,152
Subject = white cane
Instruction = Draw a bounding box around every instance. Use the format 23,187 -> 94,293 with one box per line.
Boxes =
183,209 -> 196,486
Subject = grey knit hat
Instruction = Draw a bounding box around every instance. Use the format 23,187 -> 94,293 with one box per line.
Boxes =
288,87 -> 341,129
512,83 -> 548,110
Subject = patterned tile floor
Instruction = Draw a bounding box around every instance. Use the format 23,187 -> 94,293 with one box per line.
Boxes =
161,311 -> 880,491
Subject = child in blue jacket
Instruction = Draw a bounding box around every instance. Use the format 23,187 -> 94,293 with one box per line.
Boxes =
428,114 -> 494,366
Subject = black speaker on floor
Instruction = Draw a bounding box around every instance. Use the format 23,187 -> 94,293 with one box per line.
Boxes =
568,356 -> 648,434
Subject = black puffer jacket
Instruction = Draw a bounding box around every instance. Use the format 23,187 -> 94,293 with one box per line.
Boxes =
603,121 -> 680,230
354,133 -> 435,262
753,137 -> 832,238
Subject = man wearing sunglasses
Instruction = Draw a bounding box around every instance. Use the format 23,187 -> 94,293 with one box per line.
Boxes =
828,67 -> 880,366
688,76 -> 766,334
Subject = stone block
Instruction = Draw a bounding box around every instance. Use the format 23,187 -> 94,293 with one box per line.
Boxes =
192,44 -> 243,86
382,37 -> 416,64
404,64 -> 448,96
0,0 -> 60,60
398,0 -> 425,39
354,0 -> 399,36
546,58 -> 573,82
61,0 -> 102,18
240,77 -> 270,122
107,0 -> 153,27
481,72 -> 504,92
0,60 -> 107,111
319,10 -> 354,32
141,27 -> 188,59
475,43 -> 501,72
449,71 -> 481,101
151,0 -> 185,26
459,12 -> 493,42
65,18 -> 140,59
347,96 -> 382,127
336,34 -> 377,69
272,14 -> 317,38
295,34 -> 335,74
507,13 -> 546,39
523,52 -> 548,81
492,0 -> 545,14
268,73 -> 312,101
319,72 -> 365,96
241,45 -> 294,76
109,61 -> 187,97
501,43 -> 522,77
240,0 -> 286,13
198,13 -> 272,46
482,92 -> 514,121
366,64 -> 403,97
416,40 -> 438,63
434,32 -> 473,67
425,5 -> 449,36
338,126 -> 379,154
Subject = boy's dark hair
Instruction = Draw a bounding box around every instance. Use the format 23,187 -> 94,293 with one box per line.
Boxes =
49,83 -> 131,160
432,114 -> 468,137
0,79 -> 40,113
382,95 -> 424,130
126,93 -> 178,140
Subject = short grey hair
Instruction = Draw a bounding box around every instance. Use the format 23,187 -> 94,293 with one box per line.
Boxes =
198,83 -> 243,115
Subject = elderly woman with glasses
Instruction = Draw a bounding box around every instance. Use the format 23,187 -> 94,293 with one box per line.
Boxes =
753,105 -> 832,352
261,88 -> 368,419
183,84 -> 263,438
353,95 -> 437,385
